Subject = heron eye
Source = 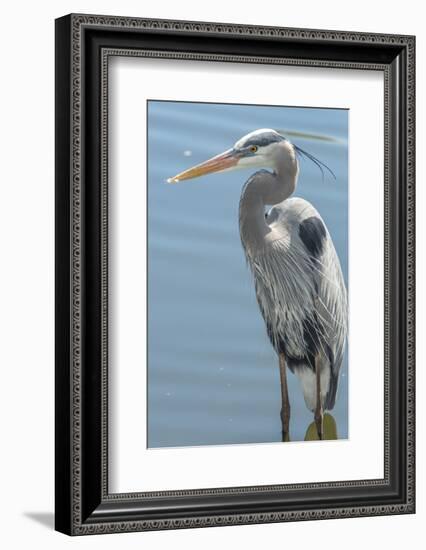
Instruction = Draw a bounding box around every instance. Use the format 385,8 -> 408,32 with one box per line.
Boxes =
250,145 -> 258,153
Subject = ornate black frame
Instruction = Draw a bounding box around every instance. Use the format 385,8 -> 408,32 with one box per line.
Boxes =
55,14 -> 415,535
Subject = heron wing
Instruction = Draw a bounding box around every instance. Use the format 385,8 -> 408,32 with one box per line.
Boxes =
256,197 -> 347,409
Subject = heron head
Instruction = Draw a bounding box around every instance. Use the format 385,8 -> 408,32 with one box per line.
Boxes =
167,128 -> 293,183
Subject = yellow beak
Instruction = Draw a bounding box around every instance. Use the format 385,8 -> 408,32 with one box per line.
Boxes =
167,149 -> 239,183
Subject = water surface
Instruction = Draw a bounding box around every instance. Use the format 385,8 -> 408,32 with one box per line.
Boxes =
147,100 -> 348,447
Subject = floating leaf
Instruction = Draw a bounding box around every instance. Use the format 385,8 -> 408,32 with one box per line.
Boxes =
304,413 -> 338,441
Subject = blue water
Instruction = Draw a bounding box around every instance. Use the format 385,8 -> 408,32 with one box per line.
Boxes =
147,100 -> 348,448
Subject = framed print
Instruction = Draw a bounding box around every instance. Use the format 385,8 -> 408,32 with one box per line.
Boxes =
55,14 -> 415,535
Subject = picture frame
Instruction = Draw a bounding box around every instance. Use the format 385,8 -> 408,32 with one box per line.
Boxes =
55,13 -> 415,535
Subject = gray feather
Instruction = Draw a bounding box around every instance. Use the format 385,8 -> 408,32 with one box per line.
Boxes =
240,195 -> 347,411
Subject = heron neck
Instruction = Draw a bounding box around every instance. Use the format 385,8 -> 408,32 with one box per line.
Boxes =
239,167 -> 297,255
239,190 -> 270,255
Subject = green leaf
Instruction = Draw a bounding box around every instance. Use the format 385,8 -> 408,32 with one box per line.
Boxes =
304,413 -> 338,441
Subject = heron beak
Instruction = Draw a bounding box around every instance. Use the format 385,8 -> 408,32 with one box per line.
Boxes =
167,149 -> 239,183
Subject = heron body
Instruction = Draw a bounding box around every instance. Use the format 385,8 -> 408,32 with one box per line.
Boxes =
241,194 -> 346,412
168,128 -> 348,439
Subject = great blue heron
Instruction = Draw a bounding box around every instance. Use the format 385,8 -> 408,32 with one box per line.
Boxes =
167,128 -> 347,441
